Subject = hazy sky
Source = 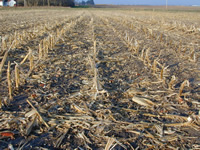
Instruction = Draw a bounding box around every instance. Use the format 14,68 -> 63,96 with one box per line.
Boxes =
94,0 -> 200,5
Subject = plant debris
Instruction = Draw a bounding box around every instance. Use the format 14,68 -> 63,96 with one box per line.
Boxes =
0,8 -> 199,149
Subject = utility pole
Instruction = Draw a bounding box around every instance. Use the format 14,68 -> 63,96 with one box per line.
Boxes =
166,0 -> 168,10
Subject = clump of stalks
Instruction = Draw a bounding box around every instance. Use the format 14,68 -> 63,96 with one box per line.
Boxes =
138,44 -> 168,82
123,31 -> 140,54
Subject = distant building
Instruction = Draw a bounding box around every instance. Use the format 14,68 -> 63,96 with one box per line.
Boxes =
0,0 -> 16,7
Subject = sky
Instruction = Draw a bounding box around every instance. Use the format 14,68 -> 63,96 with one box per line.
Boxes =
94,0 -> 200,6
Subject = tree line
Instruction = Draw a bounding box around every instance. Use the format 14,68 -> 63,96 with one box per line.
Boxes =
17,0 -> 75,7
76,0 -> 95,6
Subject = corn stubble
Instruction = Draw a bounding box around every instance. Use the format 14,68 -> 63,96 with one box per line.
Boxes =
0,9 -> 199,149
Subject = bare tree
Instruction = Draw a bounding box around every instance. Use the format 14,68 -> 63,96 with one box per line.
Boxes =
34,0 -> 39,6
24,0 -> 27,6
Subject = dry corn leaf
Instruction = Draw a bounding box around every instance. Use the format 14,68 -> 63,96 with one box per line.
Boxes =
25,109 -> 37,118
132,96 -> 155,107
26,115 -> 37,135
71,103 -> 85,113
